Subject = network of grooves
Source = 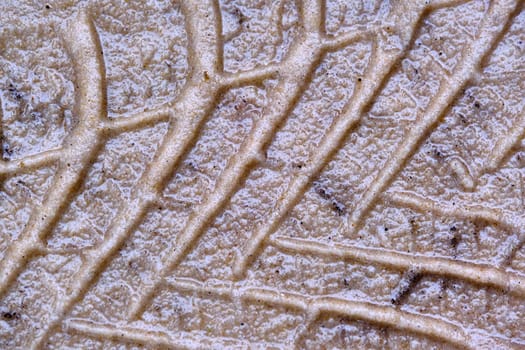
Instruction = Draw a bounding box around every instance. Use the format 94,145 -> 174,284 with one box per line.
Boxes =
0,0 -> 524,348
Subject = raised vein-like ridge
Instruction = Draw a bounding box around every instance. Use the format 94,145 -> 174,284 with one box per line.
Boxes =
1,0 -> 525,348
65,319 -> 286,350
346,0 -> 519,236
0,9 -> 107,299
23,1 -> 222,347
271,235 -> 525,297
69,277 -> 521,349
126,0 -> 355,318
233,0 -> 425,278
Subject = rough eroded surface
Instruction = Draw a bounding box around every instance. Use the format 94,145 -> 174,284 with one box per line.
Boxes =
0,0 -> 525,349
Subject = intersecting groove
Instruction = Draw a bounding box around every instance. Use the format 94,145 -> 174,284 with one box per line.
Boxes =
458,2 -> 525,184
220,63 -> 281,87
0,9 -> 107,302
389,190 -> 525,266
152,277 -> 509,349
346,0 -> 520,236
233,0 -> 427,278
485,109 -> 525,172
0,148 -> 62,176
321,27 -> 376,51
270,236 -> 525,298
126,0 -> 327,319
388,191 -> 522,233
2,1 -> 524,348
102,106 -> 171,133
27,2 -> 222,348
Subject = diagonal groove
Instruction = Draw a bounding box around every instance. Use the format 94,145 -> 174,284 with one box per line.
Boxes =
102,106 -> 171,133
65,319 -> 285,349
26,1 -> 224,348
389,190 -> 525,266
387,191 -> 522,232
232,0 -> 427,278
2,1 -> 522,348
220,63 -> 281,88
125,0 -> 328,319
485,109 -> 525,172
157,277 -> 521,350
321,27 -> 376,51
270,236 -> 525,298
446,4 -> 525,189
0,9 -> 107,300
346,0 -> 520,236
0,148 -> 62,176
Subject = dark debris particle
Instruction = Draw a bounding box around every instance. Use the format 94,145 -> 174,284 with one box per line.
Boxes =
314,183 -> 330,200
331,201 -> 345,216
391,270 -> 421,305
474,102 -> 480,108
30,111 -> 42,120
450,226 -> 457,232
3,145 -> 14,159
450,236 -> 459,248
7,84 -> 23,100
2,312 -> 17,320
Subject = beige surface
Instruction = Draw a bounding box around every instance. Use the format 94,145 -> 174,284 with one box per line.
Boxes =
1,0 -> 525,349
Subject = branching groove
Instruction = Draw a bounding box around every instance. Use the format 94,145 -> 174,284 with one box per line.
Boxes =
0,0 -> 523,348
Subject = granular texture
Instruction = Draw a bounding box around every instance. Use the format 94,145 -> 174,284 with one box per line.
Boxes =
0,0 -> 525,349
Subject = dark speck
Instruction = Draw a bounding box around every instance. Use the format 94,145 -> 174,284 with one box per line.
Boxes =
2,312 -> 16,320
450,236 -> 459,248
314,183 -> 330,200
474,102 -> 480,108
332,201 -> 345,216
7,84 -> 22,100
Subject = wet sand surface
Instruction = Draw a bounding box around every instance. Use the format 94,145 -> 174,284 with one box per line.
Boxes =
1,0 -> 525,349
